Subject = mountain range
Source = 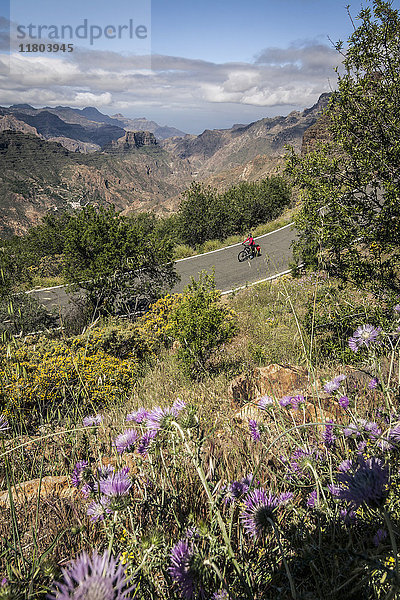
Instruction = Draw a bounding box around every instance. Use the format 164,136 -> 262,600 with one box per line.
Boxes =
0,94 -> 330,236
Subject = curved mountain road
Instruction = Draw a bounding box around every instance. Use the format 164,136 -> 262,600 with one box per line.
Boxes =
29,224 -> 297,313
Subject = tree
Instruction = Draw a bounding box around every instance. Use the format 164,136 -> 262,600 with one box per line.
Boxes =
63,206 -> 178,316
286,0 -> 400,296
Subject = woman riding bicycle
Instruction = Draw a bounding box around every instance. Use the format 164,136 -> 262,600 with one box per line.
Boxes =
243,233 -> 261,257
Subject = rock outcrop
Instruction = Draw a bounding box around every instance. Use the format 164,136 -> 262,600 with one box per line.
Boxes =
104,130 -> 158,153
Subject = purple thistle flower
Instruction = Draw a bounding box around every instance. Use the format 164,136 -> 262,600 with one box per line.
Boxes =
83,414 -> 103,427
278,491 -> 294,503
348,324 -> 381,352
338,396 -> 350,409
114,429 -> 138,454
322,419 -> 336,448
81,482 -> 94,498
258,395 -> 274,410
241,488 -> 292,538
332,456 -> 389,509
137,430 -> 158,455
290,395 -> 305,410
394,304 -> 400,314
0,415 -> 9,434
368,377 -> 379,389
71,460 -> 89,488
343,422 -> 361,438
224,474 -> 253,503
126,407 -> 149,424
101,467 -> 132,498
340,509 -> 357,525
286,447 -> 322,482
279,395 -> 292,407
172,398 -> 186,415
307,490 -> 318,508
357,440 -> 368,453
373,528 -> 387,547
212,592 -> 229,600
48,550 -> 135,600
324,375 -> 346,394
146,406 -> 176,433
249,419 -> 261,442
87,496 -> 112,522
338,459 -> 352,472
169,540 -> 201,600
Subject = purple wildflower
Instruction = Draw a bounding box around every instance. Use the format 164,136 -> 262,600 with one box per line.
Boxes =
0,415 -> 9,434
348,324 -> 381,352
87,496 -> 112,522
324,375 -> 346,394
340,509 -> 357,525
224,474 -> 253,503
368,377 -> 379,389
83,414 -> 103,427
114,429 -> 138,454
307,490 -> 318,508
343,422 -> 361,438
332,456 -> 389,508
394,304 -> 400,314
286,447 -> 322,482
212,592 -> 229,600
172,398 -> 186,415
338,395 -> 350,409
343,419 -> 380,439
48,550 -> 135,600
338,459 -> 352,472
373,528 -> 387,546
146,406 -> 176,433
169,540 -> 200,600
71,460 -> 89,488
290,395 -> 305,410
258,395 -> 274,410
279,395 -> 292,407
357,440 -> 368,453
101,467 -> 132,498
241,488 -> 292,538
322,419 -> 336,448
137,430 -> 158,455
249,419 -> 261,442
81,483 -> 94,498
126,407 -> 149,424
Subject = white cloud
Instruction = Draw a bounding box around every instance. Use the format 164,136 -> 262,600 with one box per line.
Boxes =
0,40 -> 340,130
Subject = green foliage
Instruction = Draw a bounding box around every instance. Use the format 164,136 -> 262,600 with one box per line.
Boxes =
303,282 -> 394,363
169,271 -> 238,376
63,206 -> 177,316
178,177 -> 291,248
286,0 -> 400,295
0,294 -> 57,337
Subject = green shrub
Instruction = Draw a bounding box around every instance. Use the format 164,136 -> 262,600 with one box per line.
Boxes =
303,282 -> 394,363
169,271 -> 238,377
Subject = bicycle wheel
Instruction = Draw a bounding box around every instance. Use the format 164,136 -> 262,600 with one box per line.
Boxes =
238,248 -> 250,262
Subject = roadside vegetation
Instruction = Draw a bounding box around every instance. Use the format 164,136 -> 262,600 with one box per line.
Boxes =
0,1 -> 399,599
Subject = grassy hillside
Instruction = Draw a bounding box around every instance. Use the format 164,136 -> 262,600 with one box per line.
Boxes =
1,271 -> 399,599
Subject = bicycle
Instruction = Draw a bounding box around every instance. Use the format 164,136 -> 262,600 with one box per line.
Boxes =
238,243 -> 256,262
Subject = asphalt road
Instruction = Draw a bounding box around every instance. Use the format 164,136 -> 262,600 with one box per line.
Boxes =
28,223 -> 297,313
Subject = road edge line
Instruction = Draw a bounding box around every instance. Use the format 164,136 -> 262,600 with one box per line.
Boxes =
176,222 -> 294,262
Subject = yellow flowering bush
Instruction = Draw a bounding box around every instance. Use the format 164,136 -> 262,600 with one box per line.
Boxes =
0,337 -> 139,425
136,293 -> 183,347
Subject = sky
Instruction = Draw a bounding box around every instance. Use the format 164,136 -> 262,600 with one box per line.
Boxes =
0,0 -> 399,133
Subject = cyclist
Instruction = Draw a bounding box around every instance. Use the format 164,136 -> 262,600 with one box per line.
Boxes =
243,233 -> 261,257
